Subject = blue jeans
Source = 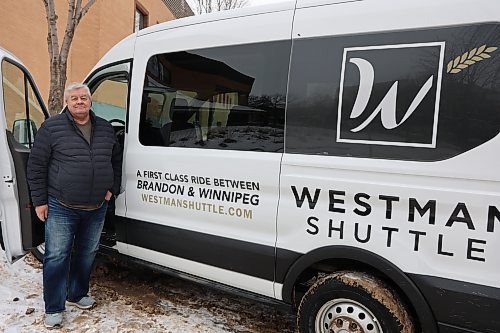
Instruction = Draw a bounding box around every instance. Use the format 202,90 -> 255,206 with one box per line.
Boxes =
44,196 -> 107,314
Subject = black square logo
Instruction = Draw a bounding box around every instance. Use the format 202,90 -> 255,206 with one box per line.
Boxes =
337,42 -> 445,148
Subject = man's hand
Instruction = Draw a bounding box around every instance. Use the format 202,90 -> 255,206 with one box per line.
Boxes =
35,205 -> 48,222
105,190 -> 113,201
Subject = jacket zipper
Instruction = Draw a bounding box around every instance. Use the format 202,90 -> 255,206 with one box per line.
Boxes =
73,119 -> 94,204
89,125 -> 94,204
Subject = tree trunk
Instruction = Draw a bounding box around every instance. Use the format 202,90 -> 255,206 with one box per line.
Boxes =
43,0 -> 97,115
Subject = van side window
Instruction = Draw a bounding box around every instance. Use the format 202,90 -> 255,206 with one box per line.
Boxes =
1,60 -> 45,148
286,24 -> 500,161
86,63 -> 131,147
91,76 -> 128,125
139,41 -> 290,152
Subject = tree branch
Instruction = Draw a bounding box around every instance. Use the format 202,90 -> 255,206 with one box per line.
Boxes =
79,0 -> 97,22
75,0 -> 82,17
60,0 -> 77,59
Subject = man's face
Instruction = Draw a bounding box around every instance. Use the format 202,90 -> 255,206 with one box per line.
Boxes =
66,88 -> 91,119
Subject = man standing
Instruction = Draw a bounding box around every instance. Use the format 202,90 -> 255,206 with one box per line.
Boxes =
27,83 -> 122,328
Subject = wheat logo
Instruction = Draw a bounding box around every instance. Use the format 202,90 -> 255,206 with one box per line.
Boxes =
337,42 -> 445,148
447,45 -> 497,74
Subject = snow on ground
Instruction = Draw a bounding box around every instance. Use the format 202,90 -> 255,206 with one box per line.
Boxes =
0,250 -> 296,332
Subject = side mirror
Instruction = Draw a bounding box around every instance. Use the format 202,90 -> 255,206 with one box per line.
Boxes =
12,119 -> 37,146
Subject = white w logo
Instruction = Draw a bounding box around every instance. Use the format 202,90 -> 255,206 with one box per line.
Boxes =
349,58 -> 434,132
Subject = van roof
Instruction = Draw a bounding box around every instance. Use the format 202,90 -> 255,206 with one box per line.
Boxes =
92,0 -> 500,73
136,0 -> 296,37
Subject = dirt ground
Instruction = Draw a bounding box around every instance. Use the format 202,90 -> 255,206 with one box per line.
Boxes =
1,252 -> 296,332
89,254 -> 297,332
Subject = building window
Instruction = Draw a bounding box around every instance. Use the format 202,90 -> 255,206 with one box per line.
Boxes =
134,3 -> 148,32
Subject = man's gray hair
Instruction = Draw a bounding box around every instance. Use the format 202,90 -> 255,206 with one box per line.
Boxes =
64,82 -> 91,102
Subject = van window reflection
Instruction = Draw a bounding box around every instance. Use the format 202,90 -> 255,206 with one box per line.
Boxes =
139,41 -> 290,153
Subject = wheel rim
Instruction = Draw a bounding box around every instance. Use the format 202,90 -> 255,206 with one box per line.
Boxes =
315,298 -> 383,333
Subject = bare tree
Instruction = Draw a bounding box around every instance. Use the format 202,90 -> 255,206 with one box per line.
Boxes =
195,0 -> 248,14
42,0 -> 98,115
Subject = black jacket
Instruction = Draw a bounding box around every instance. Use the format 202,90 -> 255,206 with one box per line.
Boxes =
27,107 -> 122,207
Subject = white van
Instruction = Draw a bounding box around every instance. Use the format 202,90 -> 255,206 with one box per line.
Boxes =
1,0 -> 500,331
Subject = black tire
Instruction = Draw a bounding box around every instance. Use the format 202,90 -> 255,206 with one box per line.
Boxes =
31,243 -> 45,262
297,271 -> 415,333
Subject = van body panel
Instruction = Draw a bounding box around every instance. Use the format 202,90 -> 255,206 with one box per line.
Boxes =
91,34 -> 136,75
410,273 -> 500,332
129,243 -> 277,297
277,1 -> 500,331
123,148 -> 282,296
280,5 -> 500,285
117,230 -> 281,298
121,8 -> 295,298
278,158 -> 500,285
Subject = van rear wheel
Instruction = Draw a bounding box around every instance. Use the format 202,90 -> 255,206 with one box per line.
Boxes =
297,271 -> 415,333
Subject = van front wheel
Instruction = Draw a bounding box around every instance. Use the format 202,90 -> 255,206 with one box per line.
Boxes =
296,271 -> 415,333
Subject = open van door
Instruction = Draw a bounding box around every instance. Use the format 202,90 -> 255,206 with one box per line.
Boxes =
0,49 -> 48,263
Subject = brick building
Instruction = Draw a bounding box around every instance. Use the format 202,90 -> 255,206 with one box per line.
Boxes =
0,0 -> 193,102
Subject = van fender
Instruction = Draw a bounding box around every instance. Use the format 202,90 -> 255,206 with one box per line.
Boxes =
280,245 -> 438,333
